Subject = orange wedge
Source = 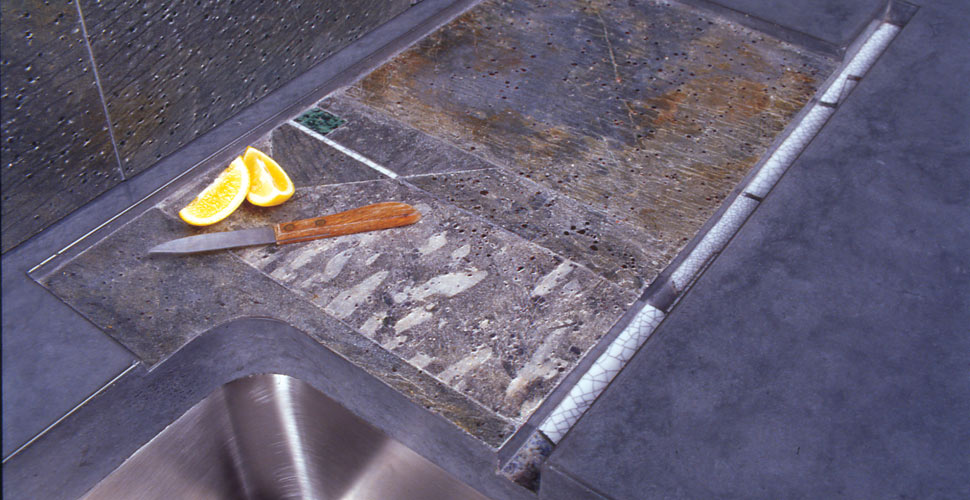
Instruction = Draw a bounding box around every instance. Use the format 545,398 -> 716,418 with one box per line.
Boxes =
178,157 -> 251,226
243,147 -> 294,207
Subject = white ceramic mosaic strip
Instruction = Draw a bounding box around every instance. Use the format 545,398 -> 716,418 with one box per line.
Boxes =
820,23 -> 901,105
536,22 -> 901,446
539,304 -> 665,443
747,22 -> 900,198
669,195 -> 759,291
744,103 -> 836,198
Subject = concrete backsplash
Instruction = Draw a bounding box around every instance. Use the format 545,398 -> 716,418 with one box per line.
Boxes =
1,0 -> 414,253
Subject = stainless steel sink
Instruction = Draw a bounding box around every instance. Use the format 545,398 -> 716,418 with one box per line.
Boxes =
82,374 -> 489,500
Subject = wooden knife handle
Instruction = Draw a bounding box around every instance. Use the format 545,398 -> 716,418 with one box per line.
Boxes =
273,202 -> 421,245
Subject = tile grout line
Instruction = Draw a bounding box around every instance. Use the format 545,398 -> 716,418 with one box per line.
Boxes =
2,360 -> 141,464
533,20 -> 902,446
325,97 -> 668,284
330,96 -> 656,244
288,120 -> 400,179
288,117 -> 627,295
74,0 -> 127,181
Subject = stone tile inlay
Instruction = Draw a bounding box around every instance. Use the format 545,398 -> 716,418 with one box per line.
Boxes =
41,174 -> 631,444
348,0 -> 837,276
229,180 -> 629,420
295,108 -> 346,136
408,169 -> 662,293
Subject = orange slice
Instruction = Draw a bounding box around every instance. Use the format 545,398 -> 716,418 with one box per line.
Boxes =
243,147 -> 294,207
178,157 -> 251,226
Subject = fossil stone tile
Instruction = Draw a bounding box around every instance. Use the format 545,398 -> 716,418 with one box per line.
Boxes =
78,0 -> 413,176
408,169 -> 667,292
38,207 -> 514,446
229,179 -> 631,422
348,0 -> 837,272
1,1 -> 120,252
320,95 -> 496,177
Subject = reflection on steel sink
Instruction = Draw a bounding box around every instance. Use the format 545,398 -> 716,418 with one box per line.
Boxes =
82,374 -> 489,500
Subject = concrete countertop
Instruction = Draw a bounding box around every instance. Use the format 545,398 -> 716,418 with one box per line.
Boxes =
544,0 -> 970,498
4,0 -> 966,499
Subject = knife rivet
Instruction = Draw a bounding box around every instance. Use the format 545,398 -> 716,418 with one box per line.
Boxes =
315,219 -> 326,226
283,223 -> 295,231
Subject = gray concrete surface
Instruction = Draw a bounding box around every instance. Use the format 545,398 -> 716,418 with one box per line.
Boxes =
546,0 -> 970,498
1,244 -> 135,458
2,318 -> 533,500
706,0 -> 886,45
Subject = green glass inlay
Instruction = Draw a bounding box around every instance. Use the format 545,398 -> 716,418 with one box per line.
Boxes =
295,108 -> 346,135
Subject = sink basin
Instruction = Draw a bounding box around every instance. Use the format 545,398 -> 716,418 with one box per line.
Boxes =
82,374 -> 489,500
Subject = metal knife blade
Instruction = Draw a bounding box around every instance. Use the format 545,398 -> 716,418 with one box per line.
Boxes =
149,202 -> 420,255
149,227 -> 276,254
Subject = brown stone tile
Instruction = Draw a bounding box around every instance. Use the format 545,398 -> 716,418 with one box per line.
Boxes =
347,0 -> 837,274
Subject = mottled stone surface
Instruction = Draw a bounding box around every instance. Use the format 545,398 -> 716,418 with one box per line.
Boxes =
78,0 -> 413,176
408,169 -> 663,292
1,1 -> 121,252
322,96 -> 496,177
348,0 -> 836,267
39,207 -> 515,446
32,0 -> 842,450
43,176 -> 631,442
230,180 -> 629,420
271,123 -> 384,186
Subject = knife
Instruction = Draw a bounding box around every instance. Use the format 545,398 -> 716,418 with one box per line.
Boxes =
149,202 -> 421,255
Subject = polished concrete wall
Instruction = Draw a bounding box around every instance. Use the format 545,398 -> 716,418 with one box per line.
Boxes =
1,0 -> 413,252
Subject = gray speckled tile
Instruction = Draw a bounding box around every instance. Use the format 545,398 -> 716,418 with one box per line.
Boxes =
271,123 -> 384,186
408,169 -> 665,292
1,1 -> 121,252
37,207 -> 516,446
40,176 -> 632,443
321,95 -> 496,176
229,180 -> 631,421
78,0 -> 413,176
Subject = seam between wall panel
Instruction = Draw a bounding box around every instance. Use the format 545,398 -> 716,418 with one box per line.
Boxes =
74,0 -> 126,181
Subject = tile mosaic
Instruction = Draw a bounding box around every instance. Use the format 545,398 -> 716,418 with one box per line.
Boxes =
294,108 -> 346,136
